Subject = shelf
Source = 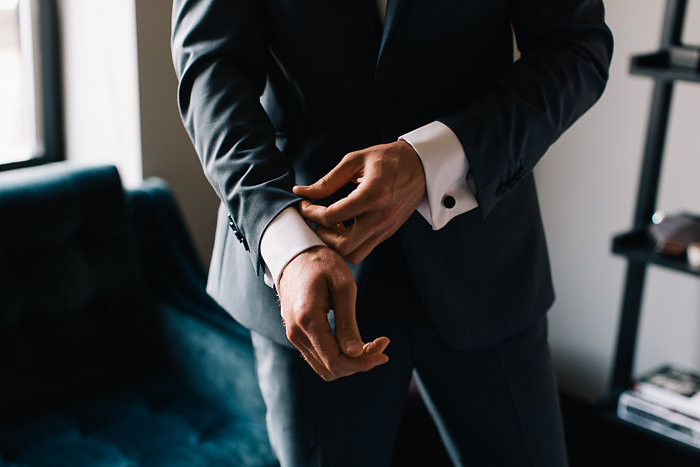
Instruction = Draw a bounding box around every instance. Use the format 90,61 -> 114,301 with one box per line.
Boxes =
612,228 -> 700,277
608,3 -> 698,463
561,393 -> 700,466
630,52 -> 700,83
599,405 -> 700,461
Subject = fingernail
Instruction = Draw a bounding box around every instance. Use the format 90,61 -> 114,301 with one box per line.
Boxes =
346,339 -> 362,354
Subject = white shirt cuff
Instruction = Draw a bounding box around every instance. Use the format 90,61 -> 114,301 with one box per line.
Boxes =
260,206 -> 327,290
400,121 -> 478,230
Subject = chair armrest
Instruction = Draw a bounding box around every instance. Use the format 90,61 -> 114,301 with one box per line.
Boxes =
126,178 -> 249,341
126,179 -> 269,419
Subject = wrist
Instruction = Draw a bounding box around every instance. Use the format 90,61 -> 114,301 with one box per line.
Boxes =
260,206 -> 326,290
278,245 -> 330,293
396,140 -> 427,198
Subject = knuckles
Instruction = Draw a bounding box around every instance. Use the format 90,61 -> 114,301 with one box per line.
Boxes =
343,151 -> 362,164
317,211 -> 335,227
336,239 -> 353,257
316,175 -> 330,189
346,253 -> 363,265
333,317 -> 356,337
295,308 -> 316,330
329,270 -> 357,293
285,325 -> 303,345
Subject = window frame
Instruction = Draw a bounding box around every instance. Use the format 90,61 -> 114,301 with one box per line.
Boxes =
0,0 -> 63,172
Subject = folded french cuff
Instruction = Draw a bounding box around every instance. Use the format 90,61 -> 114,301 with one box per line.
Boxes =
400,120 -> 478,230
260,206 -> 326,291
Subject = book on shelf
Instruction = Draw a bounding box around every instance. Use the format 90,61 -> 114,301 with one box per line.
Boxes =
617,365 -> 700,448
618,390 -> 700,448
668,45 -> 700,71
634,365 -> 700,419
647,213 -> 700,257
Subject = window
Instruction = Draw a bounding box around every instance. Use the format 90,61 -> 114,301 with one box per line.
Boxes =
0,0 -> 62,171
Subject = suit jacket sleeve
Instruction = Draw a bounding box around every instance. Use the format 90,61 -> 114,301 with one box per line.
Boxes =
171,0 -> 301,275
439,0 -> 613,217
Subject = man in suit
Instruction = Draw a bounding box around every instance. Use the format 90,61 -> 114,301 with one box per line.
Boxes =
171,0 -> 613,465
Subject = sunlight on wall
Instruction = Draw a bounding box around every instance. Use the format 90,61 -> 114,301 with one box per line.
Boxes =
58,0 -> 142,186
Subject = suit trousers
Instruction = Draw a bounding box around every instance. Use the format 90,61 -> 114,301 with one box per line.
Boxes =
251,236 -> 568,467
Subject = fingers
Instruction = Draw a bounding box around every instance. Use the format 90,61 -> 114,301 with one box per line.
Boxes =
363,337 -> 390,355
295,332 -> 388,382
279,246 -> 390,381
283,289 -> 388,381
295,336 -> 333,381
298,185 -> 372,227
310,318 -> 388,378
315,216 -> 383,265
327,270 -> 362,357
287,314 -> 388,381
343,235 -> 380,265
298,200 -> 339,227
293,153 -> 363,200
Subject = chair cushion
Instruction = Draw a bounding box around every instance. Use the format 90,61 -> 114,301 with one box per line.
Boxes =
0,376 -> 277,467
0,164 -> 278,466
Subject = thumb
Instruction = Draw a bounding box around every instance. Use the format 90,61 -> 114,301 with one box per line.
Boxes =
329,278 -> 363,358
293,154 -> 361,199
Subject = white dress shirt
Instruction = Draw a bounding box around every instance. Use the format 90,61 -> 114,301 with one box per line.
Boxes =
259,0 -> 478,289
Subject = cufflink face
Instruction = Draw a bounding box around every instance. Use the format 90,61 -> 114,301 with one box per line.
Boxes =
442,195 -> 456,209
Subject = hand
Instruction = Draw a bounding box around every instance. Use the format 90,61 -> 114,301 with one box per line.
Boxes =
278,245 -> 390,381
293,141 -> 425,264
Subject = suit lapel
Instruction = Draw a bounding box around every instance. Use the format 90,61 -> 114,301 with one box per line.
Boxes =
376,0 -> 405,71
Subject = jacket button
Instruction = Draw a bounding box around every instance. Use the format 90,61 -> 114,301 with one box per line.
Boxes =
442,195 -> 456,209
228,215 -> 246,244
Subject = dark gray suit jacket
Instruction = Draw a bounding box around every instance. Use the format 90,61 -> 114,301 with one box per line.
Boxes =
171,0 -> 613,350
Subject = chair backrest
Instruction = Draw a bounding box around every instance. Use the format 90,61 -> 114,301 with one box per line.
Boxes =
0,163 -> 158,414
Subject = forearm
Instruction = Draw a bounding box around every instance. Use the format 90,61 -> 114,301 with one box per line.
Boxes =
440,0 -> 613,216
172,0 -> 300,274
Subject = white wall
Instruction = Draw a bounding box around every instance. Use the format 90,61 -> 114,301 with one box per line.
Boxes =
538,0 -> 700,401
58,0 -> 218,264
133,0 -> 219,265
58,0 -> 142,186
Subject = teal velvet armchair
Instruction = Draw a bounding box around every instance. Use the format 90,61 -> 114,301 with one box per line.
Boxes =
0,163 -> 277,466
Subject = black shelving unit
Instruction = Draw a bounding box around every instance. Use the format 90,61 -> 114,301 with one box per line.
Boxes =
603,0 -> 700,456
612,228 -> 700,279
631,52 -> 700,82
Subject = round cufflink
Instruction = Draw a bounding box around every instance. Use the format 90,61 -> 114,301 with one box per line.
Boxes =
442,195 -> 456,209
